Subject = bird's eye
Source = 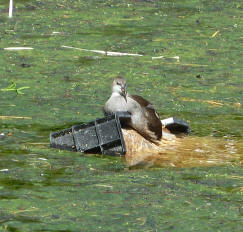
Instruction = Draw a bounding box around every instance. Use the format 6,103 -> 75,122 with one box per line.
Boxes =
117,82 -> 121,85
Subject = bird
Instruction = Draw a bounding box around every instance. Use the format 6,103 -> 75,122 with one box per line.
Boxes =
104,76 -> 162,144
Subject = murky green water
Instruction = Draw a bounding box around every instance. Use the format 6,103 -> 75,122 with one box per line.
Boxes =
0,0 -> 242,231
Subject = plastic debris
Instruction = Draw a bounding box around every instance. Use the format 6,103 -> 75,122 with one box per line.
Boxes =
50,114 -> 127,156
50,114 -> 190,156
50,128 -> 76,151
161,117 -> 190,134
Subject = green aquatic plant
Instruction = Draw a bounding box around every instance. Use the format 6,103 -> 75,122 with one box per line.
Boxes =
1,81 -> 30,95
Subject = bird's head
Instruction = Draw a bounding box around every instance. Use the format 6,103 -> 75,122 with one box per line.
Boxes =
112,76 -> 127,102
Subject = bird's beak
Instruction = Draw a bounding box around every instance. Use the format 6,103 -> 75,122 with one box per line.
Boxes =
121,85 -> 127,102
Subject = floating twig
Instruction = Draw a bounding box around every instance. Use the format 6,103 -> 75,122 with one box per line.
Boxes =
62,46 -> 182,61
94,184 -> 113,188
62,45 -> 143,57
152,55 -> 180,61
0,116 -> 32,119
9,0 -> 13,18
211,30 -> 220,38
152,56 -> 164,60
4,47 -> 33,51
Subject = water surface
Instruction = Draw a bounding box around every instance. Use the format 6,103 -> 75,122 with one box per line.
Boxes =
0,0 -> 242,231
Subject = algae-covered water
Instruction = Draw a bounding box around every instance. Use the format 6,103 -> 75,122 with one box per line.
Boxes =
0,0 -> 242,231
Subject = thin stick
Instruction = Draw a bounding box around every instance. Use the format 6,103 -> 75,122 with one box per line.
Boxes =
152,55 -> 180,61
9,0 -> 13,18
62,45 -> 181,61
4,47 -> 34,50
62,45 -> 143,57
0,116 -> 32,119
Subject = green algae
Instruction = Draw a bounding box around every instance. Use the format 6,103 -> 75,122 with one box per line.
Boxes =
0,0 -> 242,231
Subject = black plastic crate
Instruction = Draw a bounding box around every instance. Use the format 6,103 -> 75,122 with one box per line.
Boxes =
50,128 -> 76,151
72,121 -> 99,152
104,111 -> 131,127
101,140 -> 125,156
72,114 -> 126,155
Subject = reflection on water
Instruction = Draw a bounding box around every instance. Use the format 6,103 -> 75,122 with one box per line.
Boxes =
158,136 -> 241,168
124,128 -> 242,168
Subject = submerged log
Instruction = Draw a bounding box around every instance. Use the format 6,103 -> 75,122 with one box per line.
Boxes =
122,127 -> 240,168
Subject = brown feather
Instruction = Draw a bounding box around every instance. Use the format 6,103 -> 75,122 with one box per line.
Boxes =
129,95 -> 151,107
130,95 -> 162,141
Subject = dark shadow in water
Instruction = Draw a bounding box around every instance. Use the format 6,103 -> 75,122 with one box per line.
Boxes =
0,194 -> 19,200
34,230 -> 73,232
0,178 -> 34,190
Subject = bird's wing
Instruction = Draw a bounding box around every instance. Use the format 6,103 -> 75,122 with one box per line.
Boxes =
130,95 -> 162,140
129,94 -> 151,107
